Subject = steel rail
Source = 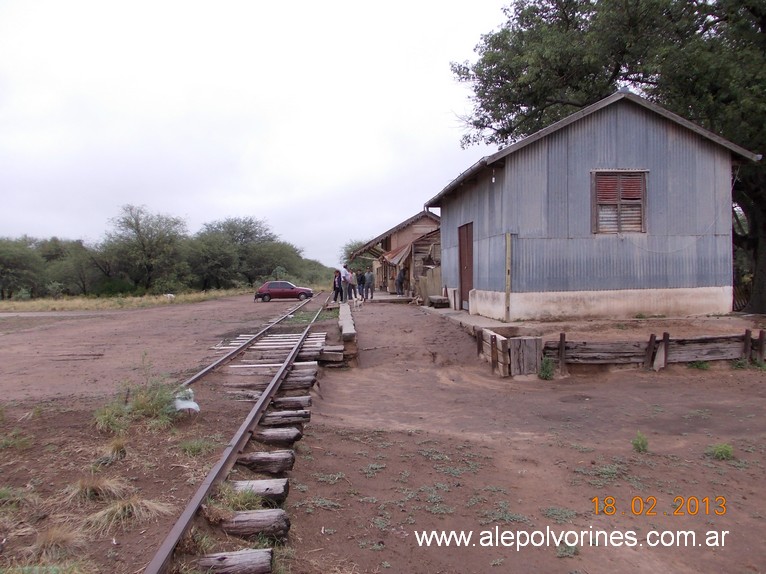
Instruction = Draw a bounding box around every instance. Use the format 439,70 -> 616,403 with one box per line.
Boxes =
143,301 -> 326,574
179,297 -> 314,389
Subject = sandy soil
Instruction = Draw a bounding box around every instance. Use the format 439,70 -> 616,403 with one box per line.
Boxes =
1,294 -> 765,574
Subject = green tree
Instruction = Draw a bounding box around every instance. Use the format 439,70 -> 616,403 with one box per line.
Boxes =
0,238 -> 45,299
105,204 -> 188,292
340,238 -> 371,266
453,0 -> 766,310
44,240 -> 101,296
201,217 -> 278,285
186,231 -> 240,289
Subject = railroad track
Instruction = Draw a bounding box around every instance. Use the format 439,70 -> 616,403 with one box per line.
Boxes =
143,295 -> 333,574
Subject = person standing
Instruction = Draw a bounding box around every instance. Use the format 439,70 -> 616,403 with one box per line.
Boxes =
364,267 -> 374,300
340,264 -> 352,302
348,267 -> 359,300
356,269 -> 366,301
395,266 -> 407,296
332,270 -> 343,303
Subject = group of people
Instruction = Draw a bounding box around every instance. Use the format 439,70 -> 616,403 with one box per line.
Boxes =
332,264 -> 375,303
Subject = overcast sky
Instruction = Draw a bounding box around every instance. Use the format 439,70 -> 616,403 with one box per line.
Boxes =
0,1 -> 505,268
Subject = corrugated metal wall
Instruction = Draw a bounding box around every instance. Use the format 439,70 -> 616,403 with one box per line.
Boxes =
440,100 -> 733,293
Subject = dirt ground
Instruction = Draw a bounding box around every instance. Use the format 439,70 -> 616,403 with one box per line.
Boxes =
1,294 -> 765,574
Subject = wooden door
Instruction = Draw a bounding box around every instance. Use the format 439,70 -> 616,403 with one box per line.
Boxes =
458,222 -> 473,311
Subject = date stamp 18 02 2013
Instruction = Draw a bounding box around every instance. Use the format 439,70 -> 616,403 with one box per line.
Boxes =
592,495 -> 727,517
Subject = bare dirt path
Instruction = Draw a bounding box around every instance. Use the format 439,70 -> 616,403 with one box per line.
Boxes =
1,296 -> 765,574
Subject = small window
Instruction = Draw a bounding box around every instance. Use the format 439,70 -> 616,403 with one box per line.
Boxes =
592,171 -> 647,233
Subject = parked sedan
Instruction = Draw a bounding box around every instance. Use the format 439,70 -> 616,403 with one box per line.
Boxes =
254,281 -> 313,302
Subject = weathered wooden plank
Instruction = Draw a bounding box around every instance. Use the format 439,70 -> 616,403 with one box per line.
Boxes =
254,427 -> 303,446
260,410 -> 311,426
231,479 -> 289,504
509,337 -> 542,376
237,450 -> 295,474
196,549 -> 272,574
220,509 -> 290,540
223,379 -> 314,392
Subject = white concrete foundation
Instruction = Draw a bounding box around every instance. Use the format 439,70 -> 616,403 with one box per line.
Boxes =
451,286 -> 733,321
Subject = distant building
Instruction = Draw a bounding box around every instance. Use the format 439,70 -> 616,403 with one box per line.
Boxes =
425,91 -> 761,321
350,211 -> 440,295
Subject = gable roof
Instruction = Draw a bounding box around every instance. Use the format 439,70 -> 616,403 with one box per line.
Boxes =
349,210 -> 440,261
425,91 -> 761,208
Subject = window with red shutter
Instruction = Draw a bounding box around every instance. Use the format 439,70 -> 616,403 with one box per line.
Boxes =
592,171 -> 647,233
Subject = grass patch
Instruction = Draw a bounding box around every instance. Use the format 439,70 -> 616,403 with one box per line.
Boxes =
0,486 -> 39,510
0,289 -> 251,313
93,437 -> 127,467
538,357 -> 555,380
63,475 -> 133,503
0,429 -> 32,450
26,525 -> 87,562
83,496 -> 173,534
631,431 -> 649,453
731,357 -> 749,369
312,472 -> 346,485
179,437 -> 218,457
212,482 -> 266,511
0,562 -> 98,574
706,443 -> 734,461
687,360 -> 710,370
683,409 -> 711,420
295,496 -> 342,512
542,506 -> 577,524
479,501 -> 532,526
556,544 -> 580,558
361,463 -> 386,478
94,379 -> 180,434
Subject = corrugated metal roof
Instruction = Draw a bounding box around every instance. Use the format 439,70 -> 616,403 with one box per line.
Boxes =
349,210 -> 440,260
424,91 -> 761,208
382,242 -> 410,266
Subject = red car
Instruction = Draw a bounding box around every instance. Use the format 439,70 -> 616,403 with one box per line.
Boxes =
254,281 -> 313,302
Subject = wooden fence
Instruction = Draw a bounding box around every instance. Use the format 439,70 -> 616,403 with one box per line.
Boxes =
478,328 -> 765,377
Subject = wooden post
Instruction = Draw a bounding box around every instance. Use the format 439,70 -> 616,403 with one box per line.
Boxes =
662,332 -> 670,368
643,333 -> 656,369
490,334 -> 498,371
758,330 -> 765,364
558,332 -> 568,376
743,329 -> 752,361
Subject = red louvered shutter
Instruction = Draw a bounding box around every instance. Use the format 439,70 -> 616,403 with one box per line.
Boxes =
594,172 -> 646,233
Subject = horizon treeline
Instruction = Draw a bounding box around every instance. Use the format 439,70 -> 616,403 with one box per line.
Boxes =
0,204 -> 332,300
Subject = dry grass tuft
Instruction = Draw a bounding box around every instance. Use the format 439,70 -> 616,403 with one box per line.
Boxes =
25,524 -> 87,562
83,496 -> 173,534
63,475 -> 134,504
93,437 -> 128,467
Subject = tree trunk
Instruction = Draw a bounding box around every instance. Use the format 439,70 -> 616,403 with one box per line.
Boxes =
743,187 -> 766,313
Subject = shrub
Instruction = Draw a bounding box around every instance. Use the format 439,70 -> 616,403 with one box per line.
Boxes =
538,357 -> 555,380
631,431 -> 648,453
706,443 -> 734,460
